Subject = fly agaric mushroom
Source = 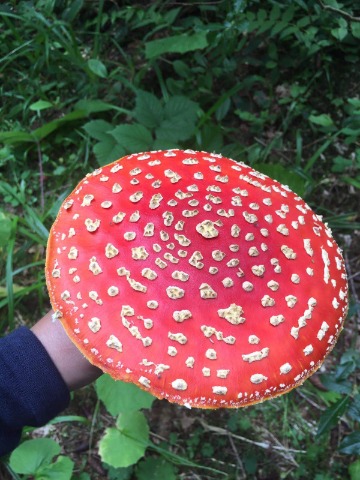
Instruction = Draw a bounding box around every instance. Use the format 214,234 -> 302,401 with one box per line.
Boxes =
46,149 -> 348,408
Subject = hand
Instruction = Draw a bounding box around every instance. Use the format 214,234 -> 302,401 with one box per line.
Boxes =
31,310 -> 102,390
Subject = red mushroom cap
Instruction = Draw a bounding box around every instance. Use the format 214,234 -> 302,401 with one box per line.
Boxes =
46,149 -> 348,408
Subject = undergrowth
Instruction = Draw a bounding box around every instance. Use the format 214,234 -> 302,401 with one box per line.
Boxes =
0,1 -> 359,479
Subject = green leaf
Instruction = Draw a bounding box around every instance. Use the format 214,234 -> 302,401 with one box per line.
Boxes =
88,58 -> 108,78
156,96 -> 198,142
93,139 -> 125,166
253,163 -> 306,197
351,21 -> 360,39
316,396 -> 350,437
331,26 -> 348,41
106,465 -> 133,480
38,455 -> 74,480
9,439 -> 60,475
83,120 -> 114,142
309,114 -> 334,127
199,123 -> 224,152
339,432 -> 360,455
0,211 -> 12,247
282,5 -> 295,22
96,375 -> 155,415
348,395 -> 360,422
29,100 -> 53,111
110,124 -> 153,153
99,411 -> 150,468
320,373 -> 352,395
136,457 -> 176,480
62,0 -> 84,22
341,176 -> 360,189
0,130 -> 34,145
32,109 -> 89,141
84,120 -> 126,164
134,90 -> 164,129
145,31 -> 208,59
269,4 -> 281,21
349,459 -> 360,480
75,99 -> 118,114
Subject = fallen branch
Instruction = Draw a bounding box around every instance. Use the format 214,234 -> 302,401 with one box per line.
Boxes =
198,418 -> 306,468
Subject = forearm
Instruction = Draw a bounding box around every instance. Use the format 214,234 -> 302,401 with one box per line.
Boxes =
31,310 -> 102,391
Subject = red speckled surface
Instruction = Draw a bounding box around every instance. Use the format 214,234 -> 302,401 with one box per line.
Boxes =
46,149 -> 348,408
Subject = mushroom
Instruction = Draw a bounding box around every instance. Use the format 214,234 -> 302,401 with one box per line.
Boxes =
46,149 -> 348,408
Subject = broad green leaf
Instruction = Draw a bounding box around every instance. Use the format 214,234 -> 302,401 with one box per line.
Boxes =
297,16 -> 311,28
349,459 -> 360,480
339,432 -> 360,455
29,100 -> 53,111
271,20 -> 287,36
9,439 -> 60,475
93,139 -> 125,166
84,117 -> 126,164
152,138 -> 180,150
199,123 -> 224,152
99,411 -> 149,468
215,97 -> 231,122
106,465 -> 133,480
83,120 -> 114,142
316,396 -> 350,437
96,375 -> 155,415
110,124 -> 153,153
309,114 -> 334,127
351,21 -> 360,39
134,90 -> 164,129
282,5 -> 295,22
257,9 -> 267,22
136,457 -> 176,480
145,31 -> 208,59
88,58 -> 108,78
37,455 -> 74,480
269,4 -> 281,21
156,96 -> 198,142
331,26 -> 348,41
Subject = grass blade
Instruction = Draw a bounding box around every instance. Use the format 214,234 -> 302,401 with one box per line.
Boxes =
5,217 -> 18,331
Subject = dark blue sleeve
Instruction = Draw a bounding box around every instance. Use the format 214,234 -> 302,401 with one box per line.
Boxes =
0,327 -> 70,457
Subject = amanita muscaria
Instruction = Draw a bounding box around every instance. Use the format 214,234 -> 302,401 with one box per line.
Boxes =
46,149 -> 348,408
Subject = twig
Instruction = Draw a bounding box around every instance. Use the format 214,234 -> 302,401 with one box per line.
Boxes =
198,419 -> 306,462
296,389 -> 326,411
318,1 -> 360,22
259,427 -> 300,468
227,431 -> 247,479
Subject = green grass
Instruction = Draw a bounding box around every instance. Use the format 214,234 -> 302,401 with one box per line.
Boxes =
1,1 -> 359,478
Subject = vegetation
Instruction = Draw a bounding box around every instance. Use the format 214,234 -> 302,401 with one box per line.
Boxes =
1,0 -> 359,478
